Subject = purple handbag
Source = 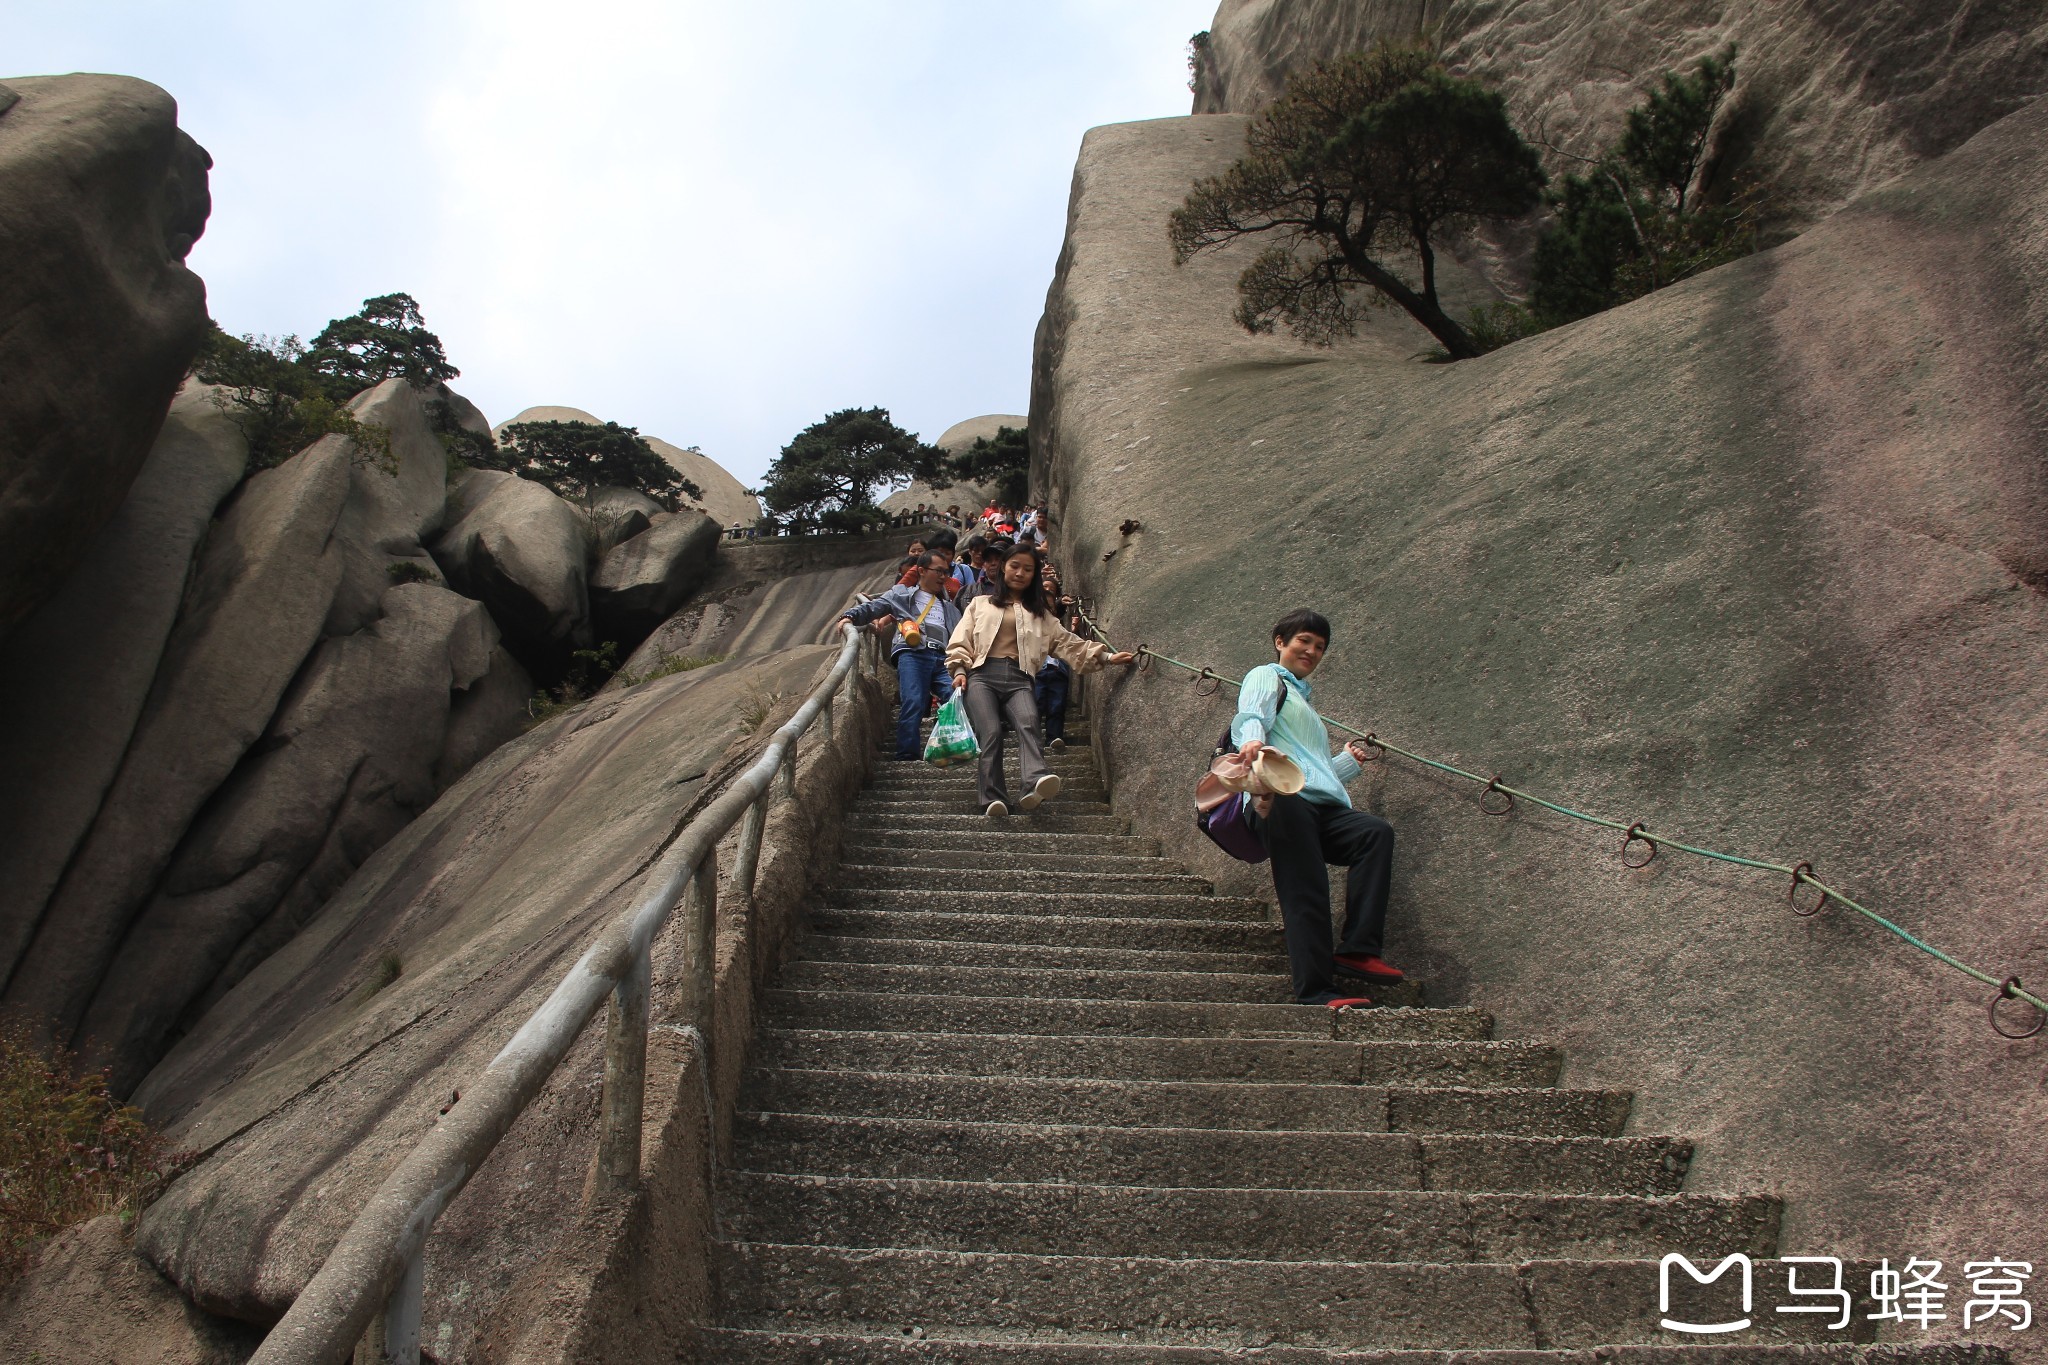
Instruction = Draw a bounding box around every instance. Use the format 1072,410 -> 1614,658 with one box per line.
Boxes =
1196,790 -> 1269,863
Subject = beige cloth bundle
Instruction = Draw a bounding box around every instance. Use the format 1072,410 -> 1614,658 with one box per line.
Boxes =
1195,747 -> 1306,818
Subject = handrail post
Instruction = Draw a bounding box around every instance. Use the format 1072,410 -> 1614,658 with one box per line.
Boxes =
820,692 -> 834,742
596,946 -> 650,1194
731,797 -> 767,904
353,1249 -> 423,1365
777,745 -> 796,800
682,854 -> 719,1028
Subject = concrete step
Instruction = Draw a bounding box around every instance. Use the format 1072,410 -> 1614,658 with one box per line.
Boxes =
835,866 -> 1203,898
728,1113 -> 1691,1194
792,935 -> 1278,976
807,908 -> 1277,954
842,848 -> 1175,876
776,960 -> 1309,1004
846,811 -> 1132,835
827,888 -> 1265,922
763,989 -> 1482,1041
855,795 -> 1116,817
701,1329 -> 2001,1363
738,1070 -> 1632,1136
714,1249 -> 1874,1352
719,1173 -> 1764,1259
871,751 -> 1103,779
882,830 -> 1159,857
867,773 -> 1111,801
755,1030 -> 1563,1086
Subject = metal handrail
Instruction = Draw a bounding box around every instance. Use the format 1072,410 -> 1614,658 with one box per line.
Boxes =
252,628 -> 877,1365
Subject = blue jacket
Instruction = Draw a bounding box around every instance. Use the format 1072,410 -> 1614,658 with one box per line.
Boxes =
842,584 -> 963,659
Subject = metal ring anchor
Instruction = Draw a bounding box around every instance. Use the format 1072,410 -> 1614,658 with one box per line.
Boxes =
1622,822 -> 1658,869
1192,665 -> 1221,697
1990,977 -> 2047,1040
1478,777 -> 1515,816
1788,861 -> 1825,917
1355,732 -> 1385,762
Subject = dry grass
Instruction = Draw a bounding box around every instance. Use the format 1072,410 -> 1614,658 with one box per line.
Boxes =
0,1022 -> 190,1289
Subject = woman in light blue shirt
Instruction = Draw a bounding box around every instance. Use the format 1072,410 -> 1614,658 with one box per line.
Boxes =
1232,609 -> 1404,1007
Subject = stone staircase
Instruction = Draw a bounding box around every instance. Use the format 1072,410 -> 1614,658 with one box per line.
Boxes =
698,717 -> 2001,1362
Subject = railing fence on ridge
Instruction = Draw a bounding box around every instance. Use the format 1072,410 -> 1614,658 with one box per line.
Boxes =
249,626 -> 883,1365
1068,602 -> 2047,1040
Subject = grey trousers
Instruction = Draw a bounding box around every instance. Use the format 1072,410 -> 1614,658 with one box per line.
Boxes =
964,659 -> 1049,808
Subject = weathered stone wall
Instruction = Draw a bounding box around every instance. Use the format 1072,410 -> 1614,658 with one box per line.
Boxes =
1033,95 -> 2048,1351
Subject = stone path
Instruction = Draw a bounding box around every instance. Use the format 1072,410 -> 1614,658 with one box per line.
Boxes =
698,716 -> 2001,1362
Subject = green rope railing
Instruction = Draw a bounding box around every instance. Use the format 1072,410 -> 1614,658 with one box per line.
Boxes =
1070,603 -> 2048,1036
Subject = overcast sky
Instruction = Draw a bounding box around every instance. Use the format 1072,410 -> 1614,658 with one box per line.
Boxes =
14,1 -> 1217,487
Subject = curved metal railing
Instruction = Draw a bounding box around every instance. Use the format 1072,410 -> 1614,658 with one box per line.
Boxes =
251,628 -> 878,1365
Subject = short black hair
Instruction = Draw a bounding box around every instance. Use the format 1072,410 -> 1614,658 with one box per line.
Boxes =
1272,609 -> 1331,648
917,551 -> 948,571
962,533 -> 987,556
925,526 -> 959,552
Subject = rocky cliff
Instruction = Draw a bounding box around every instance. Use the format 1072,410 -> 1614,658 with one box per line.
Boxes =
0,74 -> 213,639
0,378 -> 533,1094
1033,88 -> 2048,1329
1193,0 -> 2048,265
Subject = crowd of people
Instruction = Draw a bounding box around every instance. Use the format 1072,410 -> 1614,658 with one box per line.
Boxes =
840,516 -> 1131,816
839,514 -> 1404,1013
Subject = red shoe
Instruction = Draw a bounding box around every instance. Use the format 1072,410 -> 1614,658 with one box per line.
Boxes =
1326,996 -> 1372,1012
1334,954 -> 1405,985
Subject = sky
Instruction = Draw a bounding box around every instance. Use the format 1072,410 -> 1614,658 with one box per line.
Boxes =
13,0 -> 1218,487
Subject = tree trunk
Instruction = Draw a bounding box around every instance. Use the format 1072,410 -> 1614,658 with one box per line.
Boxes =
1343,247 -> 1481,359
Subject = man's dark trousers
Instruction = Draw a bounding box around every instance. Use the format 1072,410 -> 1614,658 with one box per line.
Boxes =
893,647 -> 951,758
1034,661 -> 1069,744
1255,793 -> 1394,1002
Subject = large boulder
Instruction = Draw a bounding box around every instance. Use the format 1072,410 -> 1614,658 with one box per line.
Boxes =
129,646 -> 855,1346
321,378 -> 451,635
0,74 -> 212,638
585,484 -> 664,552
78,584 -> 527,1093
431,469 -> 591,676
0,382 -> 248,996
1191,0 -> 2048,241
2,411 -> 358,1048
496,404 -> 763,530
1033,101 -> 2048,1282
2,379 -> 517,1087
589,508 -> 719,646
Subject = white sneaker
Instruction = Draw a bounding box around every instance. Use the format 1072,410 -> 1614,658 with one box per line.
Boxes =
1049,737 -> 1066,752
984,800 -> 1008,818
1017,773 -> 1061,811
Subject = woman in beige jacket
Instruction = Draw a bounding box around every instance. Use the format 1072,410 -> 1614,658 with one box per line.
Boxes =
946,543 -> 1135,815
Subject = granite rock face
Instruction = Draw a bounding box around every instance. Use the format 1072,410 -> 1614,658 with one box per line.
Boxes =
431,467 -> 592,675
0,74 -> 213,638
0,384 -> 248,1005
79,585 -> 525,1094
497,404 -> 763,530
0,382 -> 528,1088
1192,0 -> 2048,245
589,507 -> 720,646
1033,98 -> 2048,1288
130,645 -> 851,1346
